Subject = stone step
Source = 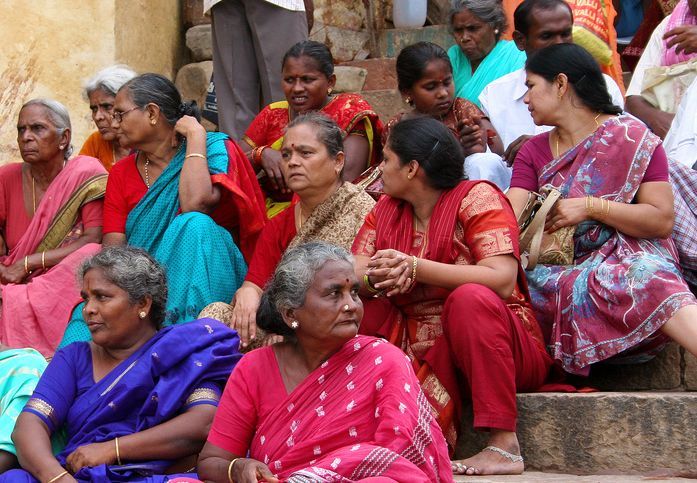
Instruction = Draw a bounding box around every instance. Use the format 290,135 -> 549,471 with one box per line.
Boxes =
339,58 -> 396,91
456,392 -> 697,474
378,24 -> 455,58
454,471 -> 695,481
359,89 -> 409,124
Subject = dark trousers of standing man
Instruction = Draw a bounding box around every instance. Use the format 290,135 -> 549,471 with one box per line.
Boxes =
211,0 -> 308,139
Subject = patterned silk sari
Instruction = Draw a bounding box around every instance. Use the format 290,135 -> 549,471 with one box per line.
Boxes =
0,156 -> 107,357
1,319 -> 241,483
247,336 -> 453,482
525,115 -> 696,375
352,181 -> 543,447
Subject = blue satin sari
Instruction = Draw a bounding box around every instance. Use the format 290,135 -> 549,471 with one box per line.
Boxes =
2,319 -> 240,482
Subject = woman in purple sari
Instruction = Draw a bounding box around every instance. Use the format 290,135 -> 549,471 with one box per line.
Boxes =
3,247 -> 241,482
507,43 -> 697,376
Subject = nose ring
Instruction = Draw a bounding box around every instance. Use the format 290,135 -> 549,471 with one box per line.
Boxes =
343,304 -> 350,311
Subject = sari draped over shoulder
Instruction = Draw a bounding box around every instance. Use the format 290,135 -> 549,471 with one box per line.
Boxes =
288,183 -> 375,250
7,319 -> 241,483
352,181 -> 542,448
248,336 -> 453,482
0,156 -> 107,357
244,94 -> 383,216
448,41 -> 526,106
662,0 -> 697,66
0,348 -> 48,457
526,115 -> 696,375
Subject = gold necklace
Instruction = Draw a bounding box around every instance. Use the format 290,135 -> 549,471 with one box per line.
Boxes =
144,155 -> 151,188
554,113 -> 602,159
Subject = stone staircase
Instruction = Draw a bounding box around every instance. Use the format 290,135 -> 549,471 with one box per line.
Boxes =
455,344 -> 697,478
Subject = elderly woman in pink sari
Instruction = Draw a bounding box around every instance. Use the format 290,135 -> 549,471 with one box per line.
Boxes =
0,99 -> 106,357
197,242 -> 453,483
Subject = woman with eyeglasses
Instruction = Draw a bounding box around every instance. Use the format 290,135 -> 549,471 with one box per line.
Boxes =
60,73 -> 267,346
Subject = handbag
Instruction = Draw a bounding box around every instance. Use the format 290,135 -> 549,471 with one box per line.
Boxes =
355,164 -> 384,200
517,188 -> 575,270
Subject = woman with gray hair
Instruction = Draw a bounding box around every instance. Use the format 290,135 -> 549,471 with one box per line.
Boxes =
0,98 -> 107,357
447,0 -> 526,104
198,242 -> 452,482
5,245 -> 241,483
80,65 -> 137,171
77,73 -> 267,334
210,112 -> 374,349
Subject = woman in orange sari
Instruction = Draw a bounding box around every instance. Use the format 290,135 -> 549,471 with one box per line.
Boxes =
353,117 -> 551,476
243,40 -> 382,216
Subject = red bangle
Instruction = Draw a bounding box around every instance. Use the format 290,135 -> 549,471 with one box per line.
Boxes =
252,145 -> 268,166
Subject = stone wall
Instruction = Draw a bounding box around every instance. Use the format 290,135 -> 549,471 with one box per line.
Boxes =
0,1 -> 183,166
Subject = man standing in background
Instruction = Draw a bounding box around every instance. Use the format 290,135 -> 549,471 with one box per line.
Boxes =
207,0 -> 313,139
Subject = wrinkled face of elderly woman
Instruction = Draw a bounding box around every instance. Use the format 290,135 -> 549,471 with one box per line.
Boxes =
451,9 -> 498,63
81,268 -> 154,350
89,88 -> 118,142
281,123 -> 344,195
289,260 -> 363,347
17,105 -> 69,165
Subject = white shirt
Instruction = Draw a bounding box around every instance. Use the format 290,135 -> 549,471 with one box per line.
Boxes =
479,68 -> 625,150
664,77 -> 697,168
204,0 -> 305,14
626,16 -> 669,97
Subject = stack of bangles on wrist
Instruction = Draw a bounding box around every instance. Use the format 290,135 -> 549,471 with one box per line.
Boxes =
585,195 -> 610,216
251,145 -> 268,166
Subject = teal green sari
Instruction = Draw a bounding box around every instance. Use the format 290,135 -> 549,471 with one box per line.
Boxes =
60,133 -> 247,346
448,40 -> 526,106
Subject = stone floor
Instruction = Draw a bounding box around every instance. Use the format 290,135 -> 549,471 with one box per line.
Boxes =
453,471 -> 697,482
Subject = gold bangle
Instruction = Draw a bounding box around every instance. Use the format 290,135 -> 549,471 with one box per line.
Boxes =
47,470 -> 68,483
363,273 -> 380,294
115,436 -> 122,465
24,256 -> 31,275
184,153 -> 207,160
41,251 -> 46,270
228,458 -> 240,482
410,256 -> 418,286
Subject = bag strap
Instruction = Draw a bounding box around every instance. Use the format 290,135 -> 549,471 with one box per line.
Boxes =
520,189 -> 562,269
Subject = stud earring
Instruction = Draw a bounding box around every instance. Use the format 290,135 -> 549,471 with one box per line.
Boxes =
328,88 -> 333,95
405,96 -> 412,104
494,29 -> 500,34
151,119 -> 157,125
291,320 -> 299,329
139,311 -> 147,319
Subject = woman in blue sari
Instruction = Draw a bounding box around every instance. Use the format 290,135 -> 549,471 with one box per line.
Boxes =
448,0 -> 527,106
4,246 -> 241,482
61,74 -> 266,345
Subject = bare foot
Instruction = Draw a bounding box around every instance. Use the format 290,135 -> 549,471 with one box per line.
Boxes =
451,430 -> 524,476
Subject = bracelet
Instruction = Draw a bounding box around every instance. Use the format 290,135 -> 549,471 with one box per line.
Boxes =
228,458 -> 241,482
47,470 -> 68,483
115,436 -> 122,465
24,256 -> 31,275
252,145 -> 268,166
184,153 -> 207,160
41,251 -> 46,270
363,273 -> 380,294
407,256 -> 418,292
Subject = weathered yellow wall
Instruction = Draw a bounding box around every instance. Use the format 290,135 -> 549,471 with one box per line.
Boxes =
0,1 -> 183,166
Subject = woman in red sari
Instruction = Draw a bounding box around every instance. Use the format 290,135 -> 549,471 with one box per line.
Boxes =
352,117 -> 551,476
243,40 -> 382,217
222,113 -> 374,349
197,242 -> 452,482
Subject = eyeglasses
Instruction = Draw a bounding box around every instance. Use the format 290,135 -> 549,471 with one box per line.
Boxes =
112,106 -> 140,123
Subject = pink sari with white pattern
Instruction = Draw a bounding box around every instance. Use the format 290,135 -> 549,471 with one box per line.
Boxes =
249,335 -> 453,482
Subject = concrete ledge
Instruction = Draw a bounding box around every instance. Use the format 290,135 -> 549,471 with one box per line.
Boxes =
379,25 -> 455,58
456,392 -> 697,474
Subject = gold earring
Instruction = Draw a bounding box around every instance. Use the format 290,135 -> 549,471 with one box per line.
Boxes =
328,88 -> 333,95
291,320 -> 299,329
405,96 -> 412,104
150,119 -> 157,125
139,311 -> 147,319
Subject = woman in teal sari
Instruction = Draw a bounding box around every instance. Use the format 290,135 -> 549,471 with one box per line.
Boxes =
448,0 -> 527,106
61,74 -> 266,345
